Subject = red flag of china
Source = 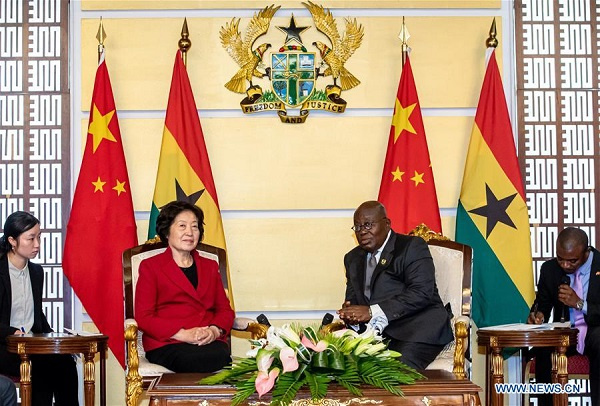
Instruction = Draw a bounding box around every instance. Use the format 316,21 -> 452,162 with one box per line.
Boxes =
378,55 -> 441,234
63,50 -> 137,367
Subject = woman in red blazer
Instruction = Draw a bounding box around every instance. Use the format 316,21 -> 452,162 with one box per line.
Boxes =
135,201 -> 234,372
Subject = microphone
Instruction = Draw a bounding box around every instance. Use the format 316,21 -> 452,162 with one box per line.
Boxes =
256,313 -> 271,327
321,313 -> 334,327
560,275 -> 570,322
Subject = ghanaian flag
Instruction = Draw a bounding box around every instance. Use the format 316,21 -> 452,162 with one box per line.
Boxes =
456,49 -> 534,328
148,50 -> 225,253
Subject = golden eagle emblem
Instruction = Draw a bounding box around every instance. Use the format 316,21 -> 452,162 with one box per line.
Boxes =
220,5 -> 281,94
303,1 -> 364,90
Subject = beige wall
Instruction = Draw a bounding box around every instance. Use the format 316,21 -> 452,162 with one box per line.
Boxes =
73,1 -> 512,403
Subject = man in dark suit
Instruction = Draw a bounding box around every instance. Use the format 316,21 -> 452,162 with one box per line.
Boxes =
0,375 -> 16,406
528,227 -> 600,406
337,200 -> 453,369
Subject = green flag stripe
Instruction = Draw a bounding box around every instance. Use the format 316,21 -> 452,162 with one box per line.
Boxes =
456,202 -> 530,327
148,202 -> 159,240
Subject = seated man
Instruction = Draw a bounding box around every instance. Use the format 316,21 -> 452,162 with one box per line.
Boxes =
0,376 -> 16,406
337,200 -> 453,369
527,227 -> 599,406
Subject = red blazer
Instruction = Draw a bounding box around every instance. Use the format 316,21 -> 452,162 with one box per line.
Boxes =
134,247 -> 234,352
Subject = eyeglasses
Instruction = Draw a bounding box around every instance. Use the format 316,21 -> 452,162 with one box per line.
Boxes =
351,218 -> 386,232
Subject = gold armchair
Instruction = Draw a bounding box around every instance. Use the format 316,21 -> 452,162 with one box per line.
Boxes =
410,224 -> 472,378
123,240 -> 267,406
323,225 -> 472,377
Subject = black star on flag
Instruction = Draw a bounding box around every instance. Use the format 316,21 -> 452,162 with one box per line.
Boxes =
277,15 -> 309,45
468,184 -> 517,238
175,179 -> 204,206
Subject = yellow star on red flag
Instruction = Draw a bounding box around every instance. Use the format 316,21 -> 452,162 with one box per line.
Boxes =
410,171 -> 425,186
113,179 -> 127,196
391,99 -> 417,143
92,176 -> 106,192
391,167 -> 405,182
88,104 -> 117,153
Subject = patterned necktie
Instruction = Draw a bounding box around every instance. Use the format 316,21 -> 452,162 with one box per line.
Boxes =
572,270 -> 587,354
364,251 -> 378,300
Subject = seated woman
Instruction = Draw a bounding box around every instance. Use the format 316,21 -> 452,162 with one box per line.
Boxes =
0,211 -> 79,406
135,201 -> 234,372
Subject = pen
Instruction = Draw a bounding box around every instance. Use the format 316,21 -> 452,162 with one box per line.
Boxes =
20,327 -> 25,333
532,302 -> 538,314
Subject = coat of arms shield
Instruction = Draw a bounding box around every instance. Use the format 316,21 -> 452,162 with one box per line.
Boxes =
271,48 -> 316,107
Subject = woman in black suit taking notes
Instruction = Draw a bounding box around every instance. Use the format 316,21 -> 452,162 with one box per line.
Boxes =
0,211 -> 78,406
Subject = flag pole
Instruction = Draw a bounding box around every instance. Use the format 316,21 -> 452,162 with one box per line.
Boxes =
398,17 -> 410,65
486,18 -> 498,48
96,17 -> 106,62
179,18 -> 191,66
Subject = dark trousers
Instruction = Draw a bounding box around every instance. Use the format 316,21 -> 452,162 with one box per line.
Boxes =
0,346 -> 79,406
386,339 -> 446,370
146,340 -> 231,373
0,375 -> 17,406
533,325 -> 600,406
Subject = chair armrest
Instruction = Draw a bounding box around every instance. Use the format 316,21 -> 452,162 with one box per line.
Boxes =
320,321 -> 345,335
124,320 -> 143,406
452,316 -> 470,379
232,317 -> 269,339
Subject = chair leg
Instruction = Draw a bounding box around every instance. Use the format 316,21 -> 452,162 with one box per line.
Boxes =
453,320 -> 468,379
125,323 -> 143,406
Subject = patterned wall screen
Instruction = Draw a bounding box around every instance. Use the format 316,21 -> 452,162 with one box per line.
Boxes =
0,0 -> 71,331
515,0 -> 598,285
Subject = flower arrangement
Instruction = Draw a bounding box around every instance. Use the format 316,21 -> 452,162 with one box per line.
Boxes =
199,323 -> 424,406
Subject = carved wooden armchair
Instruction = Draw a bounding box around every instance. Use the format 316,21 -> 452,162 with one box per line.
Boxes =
323,225 -> 473,377
410,224 -> 473,378
123,239 -> 268,406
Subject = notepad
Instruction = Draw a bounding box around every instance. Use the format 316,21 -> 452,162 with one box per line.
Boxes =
479,323 -> 554,331
63,328 -> 103,336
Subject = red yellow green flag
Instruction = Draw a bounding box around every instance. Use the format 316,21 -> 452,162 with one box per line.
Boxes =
63,50 -> 137,367
148,50 -> 226,252
456,49 -> 534,328
378,55 -> 441,234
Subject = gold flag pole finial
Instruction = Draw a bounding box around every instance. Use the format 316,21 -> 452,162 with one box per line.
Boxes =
179,18 -> 192,66
398,17 -> 410,65
486,18 -> 498,48
96,17 -> 106,62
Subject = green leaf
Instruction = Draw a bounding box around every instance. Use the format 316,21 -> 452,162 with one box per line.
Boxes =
304,371 -> 329,400
199,358 -> 258,385
271,371 -> 306,406
231,375 -> 258,406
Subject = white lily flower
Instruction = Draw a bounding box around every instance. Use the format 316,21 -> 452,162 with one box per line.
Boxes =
357,325 -> 376,341
278,324 -> 301,346
266,326 -> 288,349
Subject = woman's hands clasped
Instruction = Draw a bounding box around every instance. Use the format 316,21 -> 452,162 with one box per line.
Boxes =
172,325 -> 222,346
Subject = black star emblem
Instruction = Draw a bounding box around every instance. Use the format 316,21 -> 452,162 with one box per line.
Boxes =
175,179 -> 204,206
468,184 -> 517,238
277,15 -> 309,45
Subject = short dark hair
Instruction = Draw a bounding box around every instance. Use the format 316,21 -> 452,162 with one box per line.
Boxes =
557,227 -> 589,252
0,211 -> 40,256
155,201 -> 204,243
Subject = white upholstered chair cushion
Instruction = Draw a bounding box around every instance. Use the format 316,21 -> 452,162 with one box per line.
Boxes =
425,243 -> 470,373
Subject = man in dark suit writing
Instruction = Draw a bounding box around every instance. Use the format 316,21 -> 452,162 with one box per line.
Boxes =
528,227 -> 600,406
337,200 -> 453,369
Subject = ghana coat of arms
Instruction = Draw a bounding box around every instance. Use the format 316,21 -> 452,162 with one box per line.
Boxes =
220,2 -> 364,123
